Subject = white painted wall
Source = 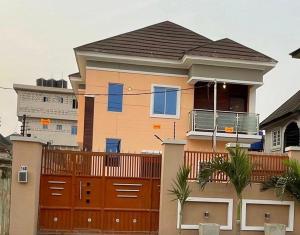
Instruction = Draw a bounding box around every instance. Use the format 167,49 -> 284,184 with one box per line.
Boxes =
14,85 -> 78,148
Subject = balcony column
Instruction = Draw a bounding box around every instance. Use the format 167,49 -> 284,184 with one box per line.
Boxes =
248,85 -> 257,113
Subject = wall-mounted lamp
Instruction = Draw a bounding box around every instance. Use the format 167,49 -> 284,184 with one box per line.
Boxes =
264,212 -> 271,221
222,82 -> 227,89
204,211 -> 209,219
128,87 -> 132,91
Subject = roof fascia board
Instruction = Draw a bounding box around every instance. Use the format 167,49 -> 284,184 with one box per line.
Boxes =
187,76 -> 263,86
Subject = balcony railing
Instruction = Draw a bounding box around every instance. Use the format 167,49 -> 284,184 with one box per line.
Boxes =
189,109 -> 259,135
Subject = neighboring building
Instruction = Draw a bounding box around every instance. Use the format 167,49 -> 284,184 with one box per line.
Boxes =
14,79 -> 79,149
260,90 -> 300,153
70,21 -> 277,153
290,48 -> 300,58
0,133 -> 11,160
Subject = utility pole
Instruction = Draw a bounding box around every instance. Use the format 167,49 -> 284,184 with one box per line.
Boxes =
213,80 -> 217,152
20,114 -> 26,136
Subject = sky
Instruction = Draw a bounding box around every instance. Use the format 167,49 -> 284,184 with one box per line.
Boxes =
0,0 -> 299,136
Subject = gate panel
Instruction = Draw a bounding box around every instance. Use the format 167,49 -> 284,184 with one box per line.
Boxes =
74,177 -> 103,208
73,209 -> 102,230
105,178 -> 151,209
40,175 -> 72,207
39,149 -> 161,233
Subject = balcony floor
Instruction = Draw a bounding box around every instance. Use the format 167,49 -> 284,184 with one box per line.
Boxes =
187,130 -> 262,144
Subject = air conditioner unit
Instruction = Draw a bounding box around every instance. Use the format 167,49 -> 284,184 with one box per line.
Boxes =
18,165 -> 28,183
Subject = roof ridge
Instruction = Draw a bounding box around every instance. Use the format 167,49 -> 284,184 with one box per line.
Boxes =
75,21 -> 210,51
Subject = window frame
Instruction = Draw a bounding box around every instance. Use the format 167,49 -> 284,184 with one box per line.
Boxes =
150,84 -> 181,119
271,128 -> 281,149
72,99 -> 78,109
56,124 -> 63,131
107,83 -> 123,112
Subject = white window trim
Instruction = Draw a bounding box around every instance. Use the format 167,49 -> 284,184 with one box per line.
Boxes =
150,84 -> 181,119
241,199 -> 294,231
177,197 -> 233,230
271,128 -> 281,150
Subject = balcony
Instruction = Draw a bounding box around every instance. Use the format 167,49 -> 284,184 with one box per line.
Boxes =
187,109 -> 261,144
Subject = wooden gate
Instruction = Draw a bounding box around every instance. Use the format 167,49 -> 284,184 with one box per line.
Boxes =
39,149 -> 161,233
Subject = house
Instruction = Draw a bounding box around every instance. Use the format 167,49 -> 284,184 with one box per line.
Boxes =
13,79 -> 79,149
69,21 -> 277,153
260,90 -> 300,153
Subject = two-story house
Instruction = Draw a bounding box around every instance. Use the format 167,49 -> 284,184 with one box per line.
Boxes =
69,21 -> 276,153
14,79 -> 79,149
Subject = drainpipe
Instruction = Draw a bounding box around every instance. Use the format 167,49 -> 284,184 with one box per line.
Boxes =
213,80 -> 217,152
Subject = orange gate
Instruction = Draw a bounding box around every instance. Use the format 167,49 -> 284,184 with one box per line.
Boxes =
39,149 -> 161,233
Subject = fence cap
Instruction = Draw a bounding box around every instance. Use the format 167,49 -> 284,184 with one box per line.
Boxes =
10,136 -> 47,145
162,139 -> 187,145
226,143 -> 250,149
285,146 -> 300,152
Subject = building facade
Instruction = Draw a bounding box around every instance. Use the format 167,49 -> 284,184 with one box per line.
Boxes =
261,92 -> 300,154
14,79 -> 78,149
70,21 -> 277,153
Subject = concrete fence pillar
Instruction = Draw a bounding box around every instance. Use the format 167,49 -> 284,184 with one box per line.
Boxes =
9,136 -> 45,235
286,146 -> 300,162
159,139 -> 186,235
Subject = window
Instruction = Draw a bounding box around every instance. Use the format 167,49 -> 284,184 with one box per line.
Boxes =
72,99 -> 78,109
151,85 -> 180,118
43,96 -> 49,102
272,129 -> 281,148
71,126 -> 77,135
56,124 -> 63,131
108,83 -> 123,112
105,138 -> 121,167
59,97 -> 64,103
42,124 -> 48,129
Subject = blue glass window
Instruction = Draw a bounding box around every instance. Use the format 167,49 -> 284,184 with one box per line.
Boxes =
106,138 -> 121,153
108,83 -> 123,112
71,126 -> 77,135
153,86 -> 178,116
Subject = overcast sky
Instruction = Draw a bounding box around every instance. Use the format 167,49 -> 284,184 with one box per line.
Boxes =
0,0 -> 299,136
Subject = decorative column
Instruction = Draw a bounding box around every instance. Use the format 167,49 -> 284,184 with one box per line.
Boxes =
159,139 -> 186,235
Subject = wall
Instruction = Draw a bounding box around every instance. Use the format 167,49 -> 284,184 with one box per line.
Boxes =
9,137 -> 44,235
78,68 -> 239,153
159,141 -> 300,235
26,117 -> 77,147
264,113 -> 300,153
164,183 -> 299,235
189,64 -> 264,84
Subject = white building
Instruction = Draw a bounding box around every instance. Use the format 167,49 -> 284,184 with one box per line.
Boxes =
14,79 -> 78,149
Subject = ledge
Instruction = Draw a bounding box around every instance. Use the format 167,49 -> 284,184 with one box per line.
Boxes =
10,136 -> 47,145
162,139 -> 187,145
226,143 -> 251,149
285,146 -> 300,152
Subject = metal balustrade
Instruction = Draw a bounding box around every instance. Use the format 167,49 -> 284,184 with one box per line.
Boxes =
189,109 -> 259,135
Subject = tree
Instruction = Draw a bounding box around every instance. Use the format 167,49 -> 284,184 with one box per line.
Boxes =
261,159 -> 300,201
198,146 -> 252,235
169,165 -> 191,235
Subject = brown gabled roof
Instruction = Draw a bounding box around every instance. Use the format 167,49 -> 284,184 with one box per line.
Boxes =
75,21 -> 275,63
187,38 -> 276,62
260,90 -> 300,128
75,21 -> 212,60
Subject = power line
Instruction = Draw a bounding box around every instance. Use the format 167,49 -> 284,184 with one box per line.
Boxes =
0,83 -> 211,96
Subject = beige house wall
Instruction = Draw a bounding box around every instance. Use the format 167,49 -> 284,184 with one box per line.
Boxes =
77,68 -> 239,153
9,137 -> 44,235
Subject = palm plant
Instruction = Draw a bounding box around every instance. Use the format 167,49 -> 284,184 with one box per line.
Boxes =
198,146 -> 253,235
169,165 -> 191,235
261,159 -> 300,201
